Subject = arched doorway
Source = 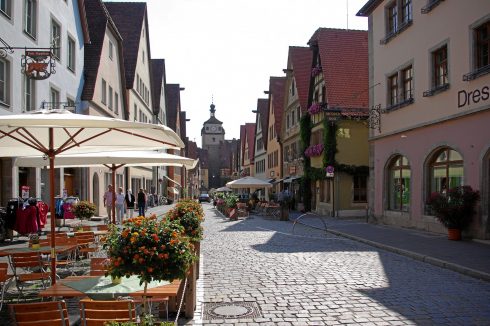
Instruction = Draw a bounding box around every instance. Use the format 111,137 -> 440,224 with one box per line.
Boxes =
92,173 -> 100,215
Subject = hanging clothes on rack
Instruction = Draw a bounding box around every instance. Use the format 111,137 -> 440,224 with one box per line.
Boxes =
36,200 -> 48,227
62,196 -> 79,219
14,198 -> 39,235
6,198 -> 23,231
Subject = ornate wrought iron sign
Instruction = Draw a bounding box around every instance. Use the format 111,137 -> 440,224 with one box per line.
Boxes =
368,104 -> 382,133
0,36 -> 57,80
21,49 -> 56,80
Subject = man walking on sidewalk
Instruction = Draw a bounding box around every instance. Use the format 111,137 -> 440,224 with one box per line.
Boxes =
103,184 -> 113,223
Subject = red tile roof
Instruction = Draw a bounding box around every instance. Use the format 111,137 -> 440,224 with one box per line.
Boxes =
288,46 -> 313,112
187,140 -> 198,159
180,111 -> 187,144
197,148 -> 209,169
165,84 -> 181,132
104,2 -> 148,90
239,124 -> 246,164
257,98 -> 269,149
151,59 -> 166,117
81,0 -> 125,103
308,28 -> 369,111
245,123 -> 256,163
269,77 -> 287,140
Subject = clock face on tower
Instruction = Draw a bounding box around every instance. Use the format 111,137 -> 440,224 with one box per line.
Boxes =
211,126 -> 217,132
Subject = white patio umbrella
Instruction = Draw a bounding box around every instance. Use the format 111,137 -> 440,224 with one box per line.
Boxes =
215,186 -> 233,192
0,109 -> 184,283
15,150 -> 197,222
15,150 -> 196,169
226,176 -> 273,188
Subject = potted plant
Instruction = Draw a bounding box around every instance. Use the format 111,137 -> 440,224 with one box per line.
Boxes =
72,201 -> 97,221
30,233 -> 40,249
103,214 -> 196,314
426,185 -> 480,240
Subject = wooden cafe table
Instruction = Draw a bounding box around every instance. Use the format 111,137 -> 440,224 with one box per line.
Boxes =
38,275 -> 181,300
0,244 -> 77,258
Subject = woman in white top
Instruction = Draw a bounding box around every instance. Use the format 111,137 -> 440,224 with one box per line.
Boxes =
115,187 -> 125,224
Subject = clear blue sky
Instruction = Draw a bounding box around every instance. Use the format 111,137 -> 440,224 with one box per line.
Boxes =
107,0 -> 368,146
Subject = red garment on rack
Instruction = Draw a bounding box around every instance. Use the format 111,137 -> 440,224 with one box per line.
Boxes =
62,203 -> 76,219
14,206 -> 39,235
36,201 -> 48,227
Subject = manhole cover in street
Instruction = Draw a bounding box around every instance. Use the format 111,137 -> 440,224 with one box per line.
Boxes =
203,302 -> 262,320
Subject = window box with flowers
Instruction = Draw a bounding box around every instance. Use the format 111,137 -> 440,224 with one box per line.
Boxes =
304,144 -> 324,157
308,103 -> 322,115
311,65 -> 322,77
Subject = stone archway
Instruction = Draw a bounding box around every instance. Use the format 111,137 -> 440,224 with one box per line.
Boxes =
92,173 -> 100,215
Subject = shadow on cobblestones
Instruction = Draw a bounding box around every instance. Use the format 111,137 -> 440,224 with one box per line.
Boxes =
199,207 -> 490,325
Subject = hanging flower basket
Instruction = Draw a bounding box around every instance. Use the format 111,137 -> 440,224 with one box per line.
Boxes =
311,65 -> 322,77
304,144 -> 324,157
308,103 -> 322,115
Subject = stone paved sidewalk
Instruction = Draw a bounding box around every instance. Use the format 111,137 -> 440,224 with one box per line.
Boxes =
184,204 -> 490,325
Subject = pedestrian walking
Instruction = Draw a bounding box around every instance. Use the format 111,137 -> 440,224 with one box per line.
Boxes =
103,184 -> 113,222
125,189 -> 135,219
137,188 -> 146,217
115,187 -> 125,224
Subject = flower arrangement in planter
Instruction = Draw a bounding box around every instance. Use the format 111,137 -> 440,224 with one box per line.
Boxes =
164,199 -> 204,242
426,185 -> 480,240
72,200 -> 97,220
311,65 -> 322,77
304,144 -> 324,157
103,214 -> 196,313
308,103 -> 322,115
30,233 -> 40,249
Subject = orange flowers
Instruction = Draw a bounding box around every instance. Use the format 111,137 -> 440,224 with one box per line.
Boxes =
103,214 -> 197,283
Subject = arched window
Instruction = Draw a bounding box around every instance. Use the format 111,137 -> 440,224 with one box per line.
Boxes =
388,155 -> 410,211
430,148 -> 463,194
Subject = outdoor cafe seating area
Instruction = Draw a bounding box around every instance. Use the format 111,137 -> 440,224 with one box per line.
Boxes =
0,222 -> 185,325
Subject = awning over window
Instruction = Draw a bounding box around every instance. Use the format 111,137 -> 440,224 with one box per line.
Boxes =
283,176 -> 301,183
163,175 -> 182,188
167,187 -> 179,195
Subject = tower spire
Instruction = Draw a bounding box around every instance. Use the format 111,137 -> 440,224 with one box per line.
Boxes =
210,96 -> 216,117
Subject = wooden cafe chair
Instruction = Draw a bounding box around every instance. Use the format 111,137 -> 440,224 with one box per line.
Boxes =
79,298 -> 136,326
0,262 -> 13,311
9,300 -> 70,326
89,257 -> 108,276
8,252 -> 50,298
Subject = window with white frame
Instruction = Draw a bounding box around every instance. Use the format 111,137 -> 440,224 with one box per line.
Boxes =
66,97 -> 75,111
114,92 -> 119,114
109,40 -> 114,60
108,86 -> 113,110
382,0 -> 412,43
388,73 -> 398,106
0,58 -> 10,106
67,36 -> 75,72
23,75 -> 35,111
1,0 -> 12,18
387,64 -> 414,109
475,20 -> 490,70
51,19 -> 61,60
24,0 -> 37,38
401,65 -> 413,101
353,175 -> 367,203
101,79 -> 106,104
50,87 -> 60,110
388,155 -> 410,211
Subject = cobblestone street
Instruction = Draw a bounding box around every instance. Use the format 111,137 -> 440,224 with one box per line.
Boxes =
188,204 -> 490,325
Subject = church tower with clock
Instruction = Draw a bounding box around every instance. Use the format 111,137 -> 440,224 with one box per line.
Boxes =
201,102 -> 225,189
